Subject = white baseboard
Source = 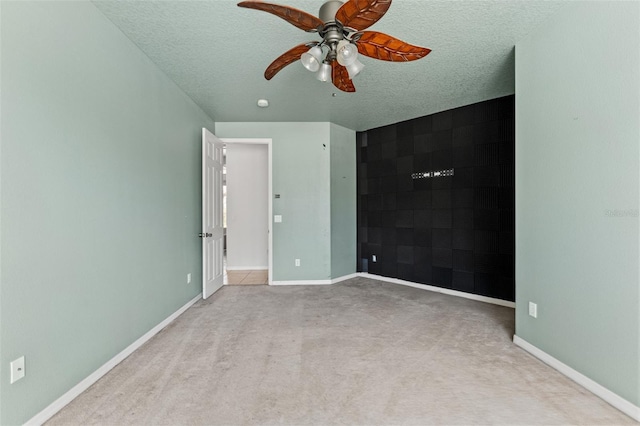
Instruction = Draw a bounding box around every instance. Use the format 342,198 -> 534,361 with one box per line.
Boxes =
358,273 -> 515,308
25,293 -> 202,426
271,273 -> 358,286
225,266 -> 268,271
513,335 -> 640,422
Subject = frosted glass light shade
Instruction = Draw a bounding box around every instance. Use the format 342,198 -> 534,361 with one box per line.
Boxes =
336,40 -> 358,66
345,59 -> 365,79
316,62 -> 332,82
301,46 -> 323,72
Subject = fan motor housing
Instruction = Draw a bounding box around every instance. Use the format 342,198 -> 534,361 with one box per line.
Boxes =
319,0 -> 343,23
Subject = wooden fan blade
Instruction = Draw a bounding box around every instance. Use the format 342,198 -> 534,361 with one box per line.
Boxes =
356,31 -> 431,61
332,61 -> 356,93
238,1 -> 323,32
335,0 -> 391,31
265,42 -> 318,80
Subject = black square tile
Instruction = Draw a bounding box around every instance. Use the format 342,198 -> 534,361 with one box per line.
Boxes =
397,228 -> 414,246
432,149 -> 453,169
368,144 -> 382,161
380,176 -> 398,193
432,267 -> 452,286
413,177 -> 433,190
474,166 -> 500,187
367,177 -> 381,194
474,273 -> 497,297
382,244 -> 397,263
397,175 -> 414,192
358,163 -> 367,179
433,130 -> 453,151
452,125 -> 474,147
381,227 -> 397,245
368,211 -> 382,227
414,246 -> 432,265
414,228 -> 432,247
452,271 -> 474,292
432,190 -> 451,209
475,143 -> 500,166
475,187 -> 500,209
432,209 -> 452,228
432,248 -> 452,268
414,210 -> 431,228
397,245 -> 414,264
381,262 -> 397,278
453,209 -> 474,229
413,116 -> 432,134
413,191 -> 432,209
396,156 -> 413,175
453,147 -> 474,167
475,253 -> 501,274
499,232 -> 514,254
452,250 -> 474,272
433,110 -> 453,131
474,210 -> 500,231
397,192 -> 413,210
414,264 -> 433,284
475,230 -> 499,253
452,189 -> 474,208
397,136 -> 414,157
432,228 -> 452,249
368,194 -> 383,211
397,263 -> 414,281
381,141 -> 397,159
396,210 -> 413,228
358,227 -> 368,243
413,154 -> 431,171
368,227 -> 382,244
381,211 -> 396,227
452,229 -> 474,250
382,193 -> 397,211
453,104 -> 477,127
359,179 -> 368,195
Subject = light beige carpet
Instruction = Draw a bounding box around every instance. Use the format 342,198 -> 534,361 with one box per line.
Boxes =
47,277 -> 635,425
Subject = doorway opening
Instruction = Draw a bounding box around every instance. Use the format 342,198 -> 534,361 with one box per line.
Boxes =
221,138 -> 273,285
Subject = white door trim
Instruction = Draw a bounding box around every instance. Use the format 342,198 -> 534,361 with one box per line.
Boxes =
221,138 -> 273,285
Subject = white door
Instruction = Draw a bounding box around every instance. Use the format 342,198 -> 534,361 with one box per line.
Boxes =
202,128 -> 224,299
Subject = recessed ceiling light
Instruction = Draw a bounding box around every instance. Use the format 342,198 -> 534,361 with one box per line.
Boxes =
257,99 -> 269,108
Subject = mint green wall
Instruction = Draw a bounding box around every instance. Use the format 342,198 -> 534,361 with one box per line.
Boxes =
215,123 -> 333,281
515,1 -> 639,406
330,123 -> 356,278
0,2 -> 215,424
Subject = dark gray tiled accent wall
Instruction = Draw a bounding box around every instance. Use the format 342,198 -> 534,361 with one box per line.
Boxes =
357,96 -> 515,301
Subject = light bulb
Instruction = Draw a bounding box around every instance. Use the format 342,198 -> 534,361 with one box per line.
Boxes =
336,40 -> 358,66
316,62 -> 332,82
301,46 -> 323,72
345,59 -> 365,79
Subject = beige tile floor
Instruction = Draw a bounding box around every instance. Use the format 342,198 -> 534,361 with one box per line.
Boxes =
224,269 -> 268,285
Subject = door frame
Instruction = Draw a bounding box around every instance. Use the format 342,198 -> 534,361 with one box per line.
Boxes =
221,138 -> 273,285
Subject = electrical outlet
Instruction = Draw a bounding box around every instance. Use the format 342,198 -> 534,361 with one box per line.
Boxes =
529,302 -> 538,318
187,273 -> 191,284
295,259 -> 300,267
372,255 -> 377,263
10,356 -> 25,384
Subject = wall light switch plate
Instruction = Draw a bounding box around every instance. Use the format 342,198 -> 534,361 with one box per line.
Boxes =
295,259 -> 300,267
187,273 -> 191,284
10,356 -> 25,384
372,255 -> 377,262
274,215 -> 282,223
529,302 -> 537,318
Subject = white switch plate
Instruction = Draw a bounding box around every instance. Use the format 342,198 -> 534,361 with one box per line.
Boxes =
274,215 -> 282,223
10,356 -> 25,384
295,259 -> 300,267
372,255 -> 377,262
529,302 -> 537,318
187,273 -> 191,284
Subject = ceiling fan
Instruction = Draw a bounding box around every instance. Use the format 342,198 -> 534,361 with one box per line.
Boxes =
237,0 -> 431,93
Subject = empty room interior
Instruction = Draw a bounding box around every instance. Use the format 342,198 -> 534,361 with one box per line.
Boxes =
1,0 -> 639,424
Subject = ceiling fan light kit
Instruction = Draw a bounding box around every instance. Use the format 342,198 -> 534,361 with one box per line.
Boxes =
237,0 -> 431,93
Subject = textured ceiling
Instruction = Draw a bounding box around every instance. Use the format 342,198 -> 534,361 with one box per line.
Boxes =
92,0 -> 569,131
